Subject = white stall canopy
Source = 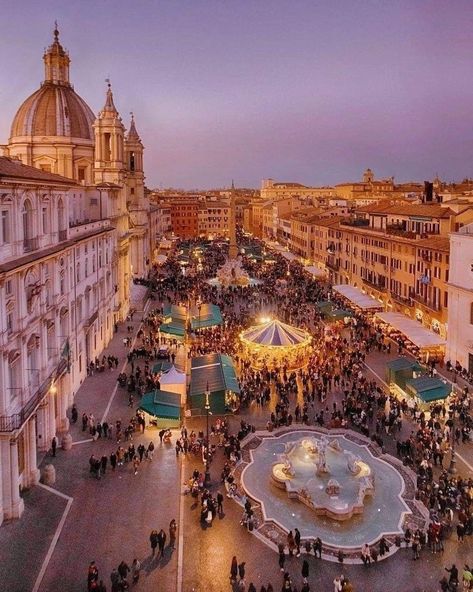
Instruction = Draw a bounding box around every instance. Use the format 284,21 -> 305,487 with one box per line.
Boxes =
332,285 -> 383,311
159,365 -> 187,405
304,265 -> 327,279
375,312 -> 446,349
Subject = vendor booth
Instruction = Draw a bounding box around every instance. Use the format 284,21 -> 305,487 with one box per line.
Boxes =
386,358 -> 423,391
159,304 -> 187,340
332,285 -> 383,312
375,312 -> 446,362
189,353 -> 240,415
190,303 -> 223,331
138,389 -> 181,428
304,265 -> 327,280
239,318 -> 312,369
158,365 -> 187,405
405,377 -> 451,404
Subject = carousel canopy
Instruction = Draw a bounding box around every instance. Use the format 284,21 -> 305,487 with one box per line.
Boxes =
241,319 -> 310,347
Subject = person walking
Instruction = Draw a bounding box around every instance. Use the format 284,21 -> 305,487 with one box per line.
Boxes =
287,530 -> 296,556
149,529 -> 158,556
169,519 -> 177,550
87,561 -> 98,591
294,528 -> 301,557
301,559 -> 309,583
157,528 -> 166,558
278,542 -> 285,572
230,556 -> 238,583
131,558 -> 141,584
51,435 -> 58,457
238,561 -> 246,582
217,491 -> 224,514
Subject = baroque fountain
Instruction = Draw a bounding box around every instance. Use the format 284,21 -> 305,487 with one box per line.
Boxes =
271,436 -> 374,521
234,428 -> 427,556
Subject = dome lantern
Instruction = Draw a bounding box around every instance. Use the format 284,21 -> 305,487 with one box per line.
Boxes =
43,22 -> 71,86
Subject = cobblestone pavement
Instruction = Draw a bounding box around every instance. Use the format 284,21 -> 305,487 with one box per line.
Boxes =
0,304 -> 472,592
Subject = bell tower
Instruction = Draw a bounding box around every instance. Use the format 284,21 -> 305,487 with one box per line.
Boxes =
93,81 -> 125,184
124,113 -> 145,206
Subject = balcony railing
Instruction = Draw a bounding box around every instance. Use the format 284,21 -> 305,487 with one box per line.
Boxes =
23,237 -> 39,252
385,225 -> 417,239
340,218 -> 370,228
362,277 -> 387,292
411,294 -> 442,312
390,291 -> 412,306
0,357 -> 68,432
326,259 -> 339,271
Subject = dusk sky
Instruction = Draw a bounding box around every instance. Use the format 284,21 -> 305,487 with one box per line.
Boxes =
0,0 -> 472,189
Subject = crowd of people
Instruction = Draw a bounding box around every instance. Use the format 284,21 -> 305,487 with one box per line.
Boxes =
76,232 -> 473,592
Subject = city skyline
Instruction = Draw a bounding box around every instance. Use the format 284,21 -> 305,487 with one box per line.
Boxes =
1,0 -> 473,188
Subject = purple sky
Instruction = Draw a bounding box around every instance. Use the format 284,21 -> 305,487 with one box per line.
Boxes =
1,0 -> 472,189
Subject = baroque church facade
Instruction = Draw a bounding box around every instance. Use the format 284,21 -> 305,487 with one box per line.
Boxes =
0,27 -> 152,523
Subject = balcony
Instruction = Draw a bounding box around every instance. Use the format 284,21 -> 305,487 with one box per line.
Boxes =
340,218 -> 370,228
390,291 -> 412,307
326,259 -> 339,271
23,237 -> 39,252
0,357 -> 68,432
385,225 -> 417,239
411,294 -> 441,312
362,277 -> 387,292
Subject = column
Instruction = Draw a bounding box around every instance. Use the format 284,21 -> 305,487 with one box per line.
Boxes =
57,373 -> 70,433
48,391 -> 56,443
8,439 -> 24,518
27,419 -> 40,486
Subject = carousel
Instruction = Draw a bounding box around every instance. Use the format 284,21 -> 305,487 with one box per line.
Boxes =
239,318 -> 312,369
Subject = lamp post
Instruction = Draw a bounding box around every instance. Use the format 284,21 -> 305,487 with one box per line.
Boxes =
204,383 -> 211,487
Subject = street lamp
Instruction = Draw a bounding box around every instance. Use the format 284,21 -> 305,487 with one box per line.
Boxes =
204,383 -> 212,487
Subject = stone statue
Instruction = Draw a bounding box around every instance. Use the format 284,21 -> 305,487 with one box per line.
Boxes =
329,438 -> 342,452
326,479 -> 341,496
346,452 -> 361,475
316,438 -> 329,475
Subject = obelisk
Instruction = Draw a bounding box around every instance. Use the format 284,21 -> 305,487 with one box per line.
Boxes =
228,180 -> 238,260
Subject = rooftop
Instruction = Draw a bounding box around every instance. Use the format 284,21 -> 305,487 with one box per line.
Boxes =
0,156 -> 77,186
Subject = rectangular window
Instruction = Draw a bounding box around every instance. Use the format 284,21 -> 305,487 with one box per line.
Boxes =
42,207 -> 48,234
1,209 -> 10,244
78,167 -> 86,182
5,279 -> 12,295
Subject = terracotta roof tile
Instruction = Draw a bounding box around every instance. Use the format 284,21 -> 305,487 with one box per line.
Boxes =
0,157 -> 76,185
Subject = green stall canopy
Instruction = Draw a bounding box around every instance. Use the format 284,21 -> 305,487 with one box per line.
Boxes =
139,389 -> 181,428
405,376 -> 450,403
189,353 -> 240,415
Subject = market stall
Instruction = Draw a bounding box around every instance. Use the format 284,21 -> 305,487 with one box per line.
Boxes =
332,284 -> 383,312
375,312 -> 446,362
158,365 -> 187,405
190,303 -> 223,331
189,353 -> 240,415
138,389 -> 181,429
405,377 -> 451,404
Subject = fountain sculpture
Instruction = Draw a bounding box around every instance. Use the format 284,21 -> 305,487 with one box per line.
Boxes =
271,435 -> 374,521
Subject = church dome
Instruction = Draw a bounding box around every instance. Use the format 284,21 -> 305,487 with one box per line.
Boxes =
9,25 -> 95,142
10,83 -> 95,140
